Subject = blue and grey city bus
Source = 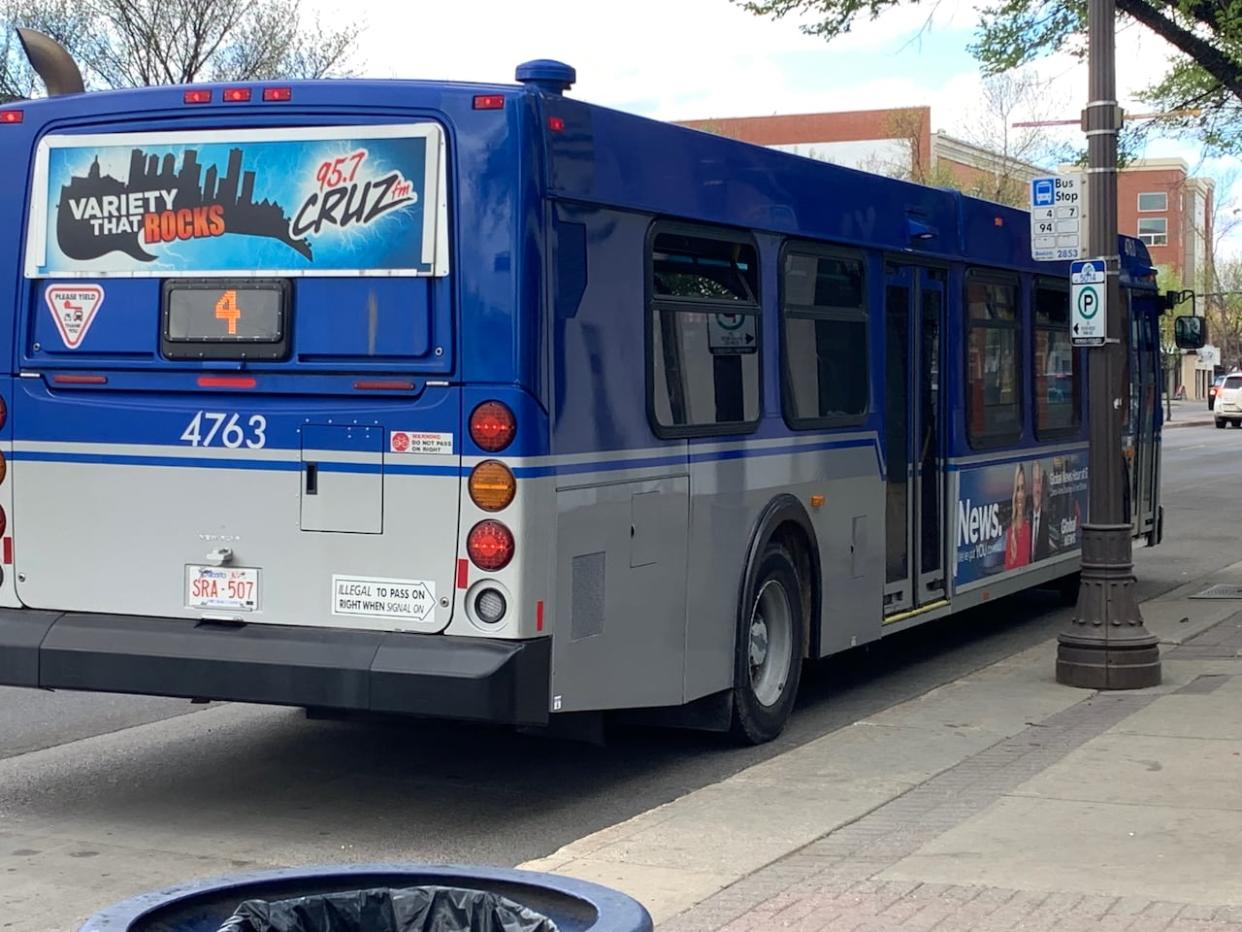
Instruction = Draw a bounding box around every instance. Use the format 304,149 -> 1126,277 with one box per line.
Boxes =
0,43 -> 1165,743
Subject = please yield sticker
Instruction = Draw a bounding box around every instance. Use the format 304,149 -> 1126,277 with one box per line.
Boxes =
45,284 -> 104,348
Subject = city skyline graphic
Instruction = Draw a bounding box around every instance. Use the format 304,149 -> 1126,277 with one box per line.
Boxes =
55,146 -> 313,263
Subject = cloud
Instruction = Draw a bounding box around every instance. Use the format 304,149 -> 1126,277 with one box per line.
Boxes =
314,0 -> 1239,256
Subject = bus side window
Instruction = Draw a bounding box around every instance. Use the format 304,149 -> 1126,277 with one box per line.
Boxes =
965,273 -> 1022,447
779,246 -> 868,428
648,228 -> 761,436
1033,283 -> 1082,438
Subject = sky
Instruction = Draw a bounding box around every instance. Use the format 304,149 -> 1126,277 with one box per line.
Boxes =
308,0 -> 1240,257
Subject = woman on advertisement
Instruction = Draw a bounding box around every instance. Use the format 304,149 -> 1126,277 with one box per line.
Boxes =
1004,462 -> 1031,570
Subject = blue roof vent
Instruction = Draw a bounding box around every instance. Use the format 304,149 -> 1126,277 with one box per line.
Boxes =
515,59 -> 576,95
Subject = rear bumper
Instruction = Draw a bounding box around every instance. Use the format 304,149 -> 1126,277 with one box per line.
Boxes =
0,610 -> 551,725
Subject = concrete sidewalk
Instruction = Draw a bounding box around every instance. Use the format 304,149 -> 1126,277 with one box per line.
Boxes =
524,567 -> 1242,930
1164,400 -> 1216,429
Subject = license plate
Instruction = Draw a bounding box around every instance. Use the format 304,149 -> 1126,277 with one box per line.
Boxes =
186,565 -> 259,612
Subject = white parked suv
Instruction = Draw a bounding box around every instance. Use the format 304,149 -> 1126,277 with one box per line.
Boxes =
1215,373 -> 1242,428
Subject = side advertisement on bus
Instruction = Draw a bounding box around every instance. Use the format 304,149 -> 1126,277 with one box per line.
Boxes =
955,451 -> 1089,586
25,124 -> 448,278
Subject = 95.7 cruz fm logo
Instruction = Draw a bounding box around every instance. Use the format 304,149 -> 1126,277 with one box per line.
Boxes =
28,125 -> 446,278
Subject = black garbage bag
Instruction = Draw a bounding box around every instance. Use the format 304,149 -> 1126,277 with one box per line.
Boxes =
217,885 -> 559,932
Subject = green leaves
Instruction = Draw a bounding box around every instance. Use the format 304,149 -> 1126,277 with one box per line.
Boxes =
970,0 -> 1088,73
732,0 -> 918,40
734,0 -> 1241,156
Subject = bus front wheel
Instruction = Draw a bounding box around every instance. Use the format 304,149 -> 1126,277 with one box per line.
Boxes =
731,542 -> 806,745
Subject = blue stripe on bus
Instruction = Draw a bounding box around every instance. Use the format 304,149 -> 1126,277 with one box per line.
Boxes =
12,451 -> 305,471
514,437 -> 880,477
10,436 -> 882,477
690,437 -> 878,464
10,452 -> 400,475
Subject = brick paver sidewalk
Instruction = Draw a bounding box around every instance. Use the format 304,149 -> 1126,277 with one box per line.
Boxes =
662,621 -> 1242,932
721,882 -> 1242,932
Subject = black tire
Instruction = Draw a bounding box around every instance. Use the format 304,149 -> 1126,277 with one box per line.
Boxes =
731,542 -> 807,745
1217,419 -> 1227,429
1233,420 -> 1241,429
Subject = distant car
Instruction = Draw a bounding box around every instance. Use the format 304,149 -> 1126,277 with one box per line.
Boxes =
1210,374 -> 1228,410
1215,374 -> 1242,428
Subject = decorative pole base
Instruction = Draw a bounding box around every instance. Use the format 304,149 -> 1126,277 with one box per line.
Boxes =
1056,523 -> 1161,689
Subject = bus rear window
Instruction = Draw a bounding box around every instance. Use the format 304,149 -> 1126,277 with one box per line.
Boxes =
26,124 -> 448,280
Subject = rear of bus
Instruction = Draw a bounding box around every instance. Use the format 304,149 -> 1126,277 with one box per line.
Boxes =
0,71 -> 555,724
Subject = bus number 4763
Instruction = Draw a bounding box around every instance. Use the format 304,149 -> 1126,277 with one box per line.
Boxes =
180,411 -> 268,449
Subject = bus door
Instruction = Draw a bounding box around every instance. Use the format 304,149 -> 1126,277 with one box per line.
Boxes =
883,264 -> 948,616
1127,290 -> 1162,541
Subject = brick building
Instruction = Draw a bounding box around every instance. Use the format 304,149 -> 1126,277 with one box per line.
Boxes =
1115,159 -> 1216,396
678,106 -> 1047,206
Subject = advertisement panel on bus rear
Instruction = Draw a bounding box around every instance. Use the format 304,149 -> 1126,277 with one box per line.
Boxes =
954,451 -> 1088,587
25,124 -> 447,278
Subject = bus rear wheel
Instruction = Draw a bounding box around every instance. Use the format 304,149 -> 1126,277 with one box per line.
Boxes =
731,542 -> 806,745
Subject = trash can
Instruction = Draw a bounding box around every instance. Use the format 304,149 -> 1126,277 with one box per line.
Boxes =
78,864 -> 653,932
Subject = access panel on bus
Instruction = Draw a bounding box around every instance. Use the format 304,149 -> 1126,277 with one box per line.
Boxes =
12,123 -> 461,633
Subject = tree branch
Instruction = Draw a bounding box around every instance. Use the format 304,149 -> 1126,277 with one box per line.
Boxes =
1118,0 -> 1242,100
1162,0 -> 1231,34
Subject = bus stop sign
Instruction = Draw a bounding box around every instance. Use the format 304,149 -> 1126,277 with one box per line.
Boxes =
1030,174 -> 1085,262
1070,259 -> 1107,347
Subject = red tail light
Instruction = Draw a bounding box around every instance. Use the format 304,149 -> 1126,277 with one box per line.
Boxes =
197,375 -> 257,388
223,87 -> 252,103
183,89 -> 212,104
473,94 -> 505,110
0,110 -> 24,123
263,87 -> 292,102
467,520 -> 515,571
353,380 -> 415,391
469,401 -> 516,452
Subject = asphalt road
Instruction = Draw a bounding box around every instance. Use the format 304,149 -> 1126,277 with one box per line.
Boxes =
0,418 -> 1238,916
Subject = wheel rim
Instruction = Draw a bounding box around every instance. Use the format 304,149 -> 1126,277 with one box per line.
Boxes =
748,579 -> 794,708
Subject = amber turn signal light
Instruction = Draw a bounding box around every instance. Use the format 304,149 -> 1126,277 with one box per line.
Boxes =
469,460 -> 516,512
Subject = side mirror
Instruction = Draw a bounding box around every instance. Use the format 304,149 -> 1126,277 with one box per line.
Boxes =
1174,315 -> 1207,350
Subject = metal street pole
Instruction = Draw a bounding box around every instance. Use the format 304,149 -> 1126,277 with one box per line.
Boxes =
1055,0 -> 1161,688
